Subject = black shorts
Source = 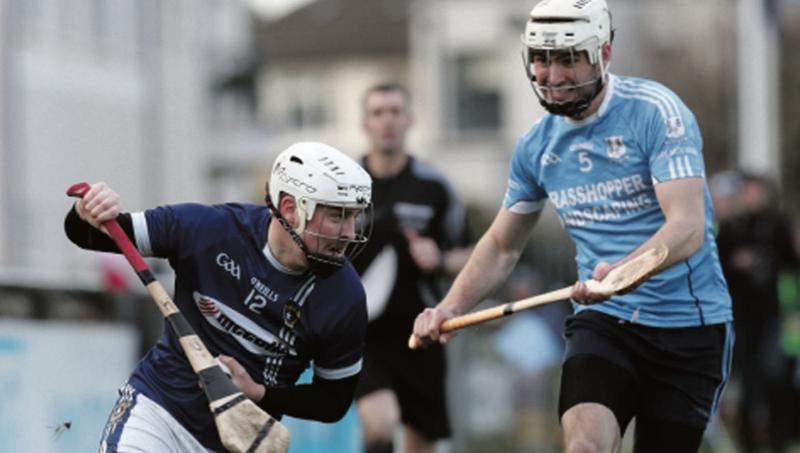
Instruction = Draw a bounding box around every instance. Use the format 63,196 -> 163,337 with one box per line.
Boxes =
355,335 -> 451,440
558,310 -> 733,432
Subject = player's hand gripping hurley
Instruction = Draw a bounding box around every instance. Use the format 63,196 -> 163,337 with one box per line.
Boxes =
67,182 -> 290,453
409,245 -> 669,349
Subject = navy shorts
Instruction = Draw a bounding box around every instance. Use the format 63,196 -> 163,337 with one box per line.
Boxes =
355,335 -> 451,440
558,310 -> 734,431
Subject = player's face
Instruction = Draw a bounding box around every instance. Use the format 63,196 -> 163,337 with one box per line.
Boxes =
363,90 -> 412,155
530,49 -> 598,105
303,205 -> 362,260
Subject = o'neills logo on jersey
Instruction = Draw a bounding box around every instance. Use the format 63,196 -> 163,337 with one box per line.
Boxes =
193,292 -> 297,357
540,151 -> 561,167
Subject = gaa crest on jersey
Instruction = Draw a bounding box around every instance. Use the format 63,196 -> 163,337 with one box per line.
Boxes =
605,136 -> 627,160
216,252 -> 241,281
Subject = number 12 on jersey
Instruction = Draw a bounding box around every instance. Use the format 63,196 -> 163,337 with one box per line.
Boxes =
244,288 -> 268,314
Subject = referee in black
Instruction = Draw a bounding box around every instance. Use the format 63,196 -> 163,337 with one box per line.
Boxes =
351,83 -> 472,453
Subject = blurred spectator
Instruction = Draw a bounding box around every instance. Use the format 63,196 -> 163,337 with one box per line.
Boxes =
709,170 -> 743,225
715,171 -> 800,453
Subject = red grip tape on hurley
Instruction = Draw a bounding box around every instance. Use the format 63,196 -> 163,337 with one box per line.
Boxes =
105,220 -> 150,274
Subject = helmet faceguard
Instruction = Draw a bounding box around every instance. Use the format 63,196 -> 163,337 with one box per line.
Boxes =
520,0 -> 614,118
267,142 -> 373,278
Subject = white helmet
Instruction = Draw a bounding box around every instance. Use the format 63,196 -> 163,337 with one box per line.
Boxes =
521,0 -> 614,117
268,141 -> 372,277
269,141 -> 371,225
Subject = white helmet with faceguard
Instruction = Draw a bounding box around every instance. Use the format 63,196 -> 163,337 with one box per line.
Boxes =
521,0 -> 614,117
267,141 -> 372,277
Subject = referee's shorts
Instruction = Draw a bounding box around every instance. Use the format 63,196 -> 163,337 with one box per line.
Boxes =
355,335 -> 451,441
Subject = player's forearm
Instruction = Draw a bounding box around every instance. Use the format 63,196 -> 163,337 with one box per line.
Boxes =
633,178 -> 705,269
258,374 -> 357,423
623,206 -> 705,273
440,208 -> 538,315
439,233 -> 522,316
64,205 -> 134,253
642,216 -> 704,267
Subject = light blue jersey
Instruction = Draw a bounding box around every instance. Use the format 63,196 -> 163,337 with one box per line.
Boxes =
503,75 -> 731,327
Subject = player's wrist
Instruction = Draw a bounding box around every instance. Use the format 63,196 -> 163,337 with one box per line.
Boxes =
437,302 -> 461,318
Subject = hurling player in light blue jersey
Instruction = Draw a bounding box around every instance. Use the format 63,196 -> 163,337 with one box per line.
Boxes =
65,142 -> 372,453
412,0 -> 733,452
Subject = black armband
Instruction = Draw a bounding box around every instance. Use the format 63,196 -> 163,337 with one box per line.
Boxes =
258,373 -> 358,423
64,205 -> 135,253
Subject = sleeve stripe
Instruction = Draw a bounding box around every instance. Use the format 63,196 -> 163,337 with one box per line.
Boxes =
314,359 -> 362,380
620,82 -> 679,118
684,156 -> 694,176
676,157 -> 686,177
666,156 -> 697,180
507,199 -> 545,214
615,90 -> 670,123
131,212 -> 153,256
616,80 -> 680,120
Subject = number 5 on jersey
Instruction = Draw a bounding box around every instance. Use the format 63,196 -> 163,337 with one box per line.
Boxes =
578,151 -> 593,172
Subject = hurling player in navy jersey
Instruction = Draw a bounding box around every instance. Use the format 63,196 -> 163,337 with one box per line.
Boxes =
65,142 -> 372,453
412,0 -> 733,452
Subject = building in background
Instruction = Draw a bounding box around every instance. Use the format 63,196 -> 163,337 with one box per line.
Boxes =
0,0 -> 261,292
0,2 -> 262,450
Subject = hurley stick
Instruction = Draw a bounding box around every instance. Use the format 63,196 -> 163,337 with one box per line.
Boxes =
67,182 -> 290,453
409,245 -> 669,349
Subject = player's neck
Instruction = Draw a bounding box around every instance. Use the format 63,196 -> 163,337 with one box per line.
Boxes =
366,149 -> 409,178
266,220 -> 308,272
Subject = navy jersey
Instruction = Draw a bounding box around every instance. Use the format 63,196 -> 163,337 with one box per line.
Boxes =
352,156 -> 470,336
127,203 -> 367,451
503,74 -> 731,327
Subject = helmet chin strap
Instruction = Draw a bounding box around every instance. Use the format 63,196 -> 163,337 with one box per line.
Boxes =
266,201 -> 345,278
537,76 -> 605,118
